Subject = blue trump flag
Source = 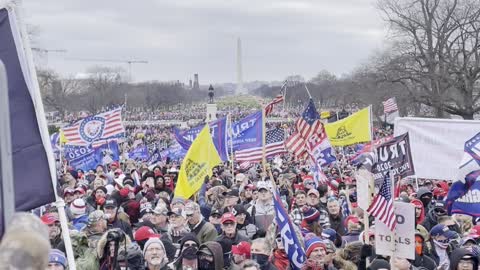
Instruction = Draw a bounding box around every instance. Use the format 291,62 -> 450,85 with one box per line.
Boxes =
446,132 -> 480,216
174,117 -> 228,161
64,141 -> 120,171
160,142 -> 187,161
147,148 -> 161,165
229,110 -> 264,151
273,189 -> 306,270
0,7 -> 56,233
129,144 -> 149,160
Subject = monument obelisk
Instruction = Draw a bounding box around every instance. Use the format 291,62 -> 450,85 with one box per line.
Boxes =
236,38 -> 246,94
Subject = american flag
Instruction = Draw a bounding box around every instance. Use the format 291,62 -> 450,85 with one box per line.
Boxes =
264,81 -> 286,116
367,174 -> 397,231
383,97 -> 398,114
62,107 -> 125,147
285,99 -> 335,167
236,128 -> 286,167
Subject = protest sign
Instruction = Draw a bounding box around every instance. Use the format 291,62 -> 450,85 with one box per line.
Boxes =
375,201 -> 415,260
128,144 -> 149,160
64,141 -> 120,171
371,133 -> 415,185
394,117 -> 480,180
355,168 -> 373,210
230,110 -> 264,151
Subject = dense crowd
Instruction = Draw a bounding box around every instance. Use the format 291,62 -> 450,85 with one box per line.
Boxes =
5,101 -> 479,270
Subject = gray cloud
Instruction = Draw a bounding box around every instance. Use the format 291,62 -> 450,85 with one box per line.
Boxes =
22,0 -> 386,84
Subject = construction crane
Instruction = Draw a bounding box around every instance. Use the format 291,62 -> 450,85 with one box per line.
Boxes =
31,48 -> 67,66
65,57 -> 148,82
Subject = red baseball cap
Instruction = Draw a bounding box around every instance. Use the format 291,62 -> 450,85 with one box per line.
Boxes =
469,225 -> 480,238
221,212 -> 236,224
41,213 -> 59,225
232,241 -> 251,258
134,226 -> 160,241
344,215 -> 360,227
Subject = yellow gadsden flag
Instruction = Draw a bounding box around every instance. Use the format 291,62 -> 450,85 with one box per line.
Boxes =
325,107 -> 372,146
174,124 -> 222,199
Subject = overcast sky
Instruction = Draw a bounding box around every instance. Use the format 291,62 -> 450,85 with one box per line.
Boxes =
22,0 -> 387,84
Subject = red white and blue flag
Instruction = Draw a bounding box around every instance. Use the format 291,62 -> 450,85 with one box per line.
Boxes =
367,174 -> 397,231
264,81 -> 286,116
62,107 -> 125,147
236,128 -> 286,168
285,99 -> 335,166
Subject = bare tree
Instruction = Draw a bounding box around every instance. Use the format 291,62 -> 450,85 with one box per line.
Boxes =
377,0 -> 480,119
37,69 -> 79,117
84,66 -> 126,113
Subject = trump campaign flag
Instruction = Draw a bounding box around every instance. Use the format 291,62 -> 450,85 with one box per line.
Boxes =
174,125 -> 222,199
445,132 -> 480,216
174,117 -> 229,161
273,189 -> 306,270
0,6 -> 56,233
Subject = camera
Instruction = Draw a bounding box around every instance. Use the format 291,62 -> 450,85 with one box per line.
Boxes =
107,229 -> 125,243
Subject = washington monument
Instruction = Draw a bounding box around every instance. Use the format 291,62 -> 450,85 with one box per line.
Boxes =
236,38 -> 247,94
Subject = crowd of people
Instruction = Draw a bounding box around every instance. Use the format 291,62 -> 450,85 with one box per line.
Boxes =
3,100 -> 479,270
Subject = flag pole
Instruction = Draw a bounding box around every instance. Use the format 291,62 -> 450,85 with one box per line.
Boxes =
228,113 -> 234,175
262,108 -> 267,174
304,83 -> 312,99
283,82 -> 287,113
0,60 -> 15,228
11,2 -> 77,269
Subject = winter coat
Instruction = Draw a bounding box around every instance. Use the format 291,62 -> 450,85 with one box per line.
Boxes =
329,214 -> 346,236
189,219 -> 218,244
247,200 -> 275,231
108,217 -> 133,240
449,248 -> 479,270
412,253 -> 437,270
237,222 -> 258,240
422,209 -> 439,232
216,231 -> 249,245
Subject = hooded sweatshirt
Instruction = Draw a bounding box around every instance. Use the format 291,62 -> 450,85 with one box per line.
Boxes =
411,199 -> 425,225
449,248 -> 479,270
199,241 -> 224,270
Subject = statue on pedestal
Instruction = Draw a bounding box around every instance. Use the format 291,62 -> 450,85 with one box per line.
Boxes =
208,85 -> 214,104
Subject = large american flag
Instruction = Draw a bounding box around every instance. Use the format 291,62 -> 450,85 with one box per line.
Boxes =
62,107 -> 125,147
285,99 -> 335,167
383,97 -> 398,114
367,174 -> 397,231
236,128 -> 286,167
264,81 -> 286,116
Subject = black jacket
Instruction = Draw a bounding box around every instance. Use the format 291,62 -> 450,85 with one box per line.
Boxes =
449,248 -> 479,270
412,254 -> 437,270
108,218 -> 133,240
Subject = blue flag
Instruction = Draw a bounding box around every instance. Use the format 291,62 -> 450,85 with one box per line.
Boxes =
160,142 -> 187,161
229,111 -> 264,151
0,7 -> 56,233
174,117 -> 228,161
147,148 -> 161,165
128,144 -> 149,160
273,189 -> 306,270
64,141 -> 120,171
446,132 -> 480,216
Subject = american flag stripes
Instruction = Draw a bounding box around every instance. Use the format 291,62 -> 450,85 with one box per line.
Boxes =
62,107 -> 125,146
285,99 -> 335,167
236,128 -> 286,167
383,97 -> 398,114
264,81 -> 286,116
367,174 -> 397,231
